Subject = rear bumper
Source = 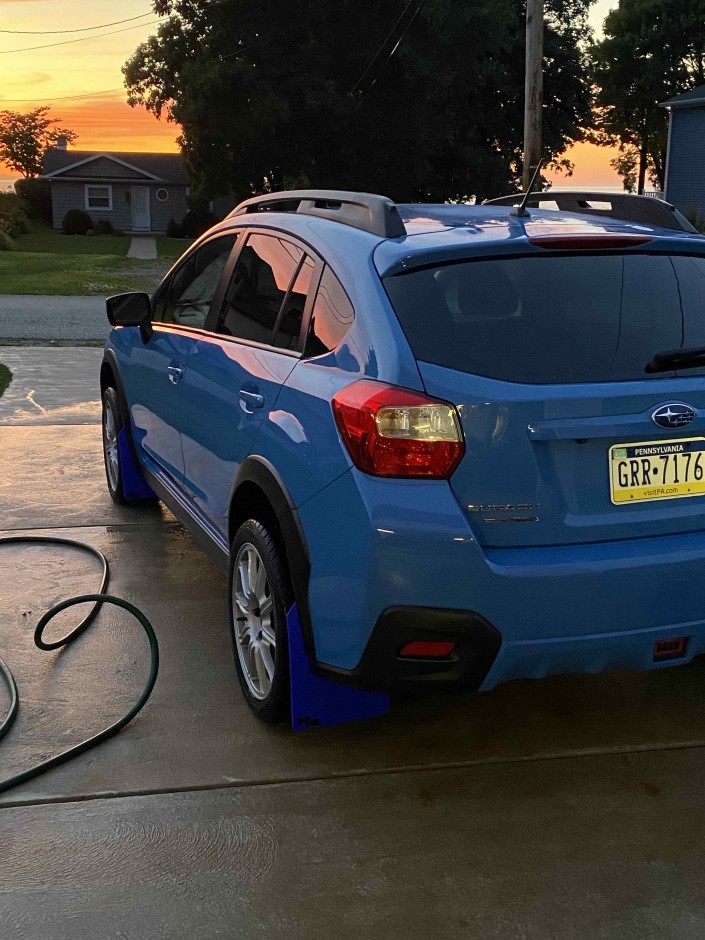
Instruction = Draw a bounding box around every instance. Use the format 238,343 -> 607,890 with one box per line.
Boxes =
326,605 -> 705,693
298,469 -> 705,686
480,619 -> 705,692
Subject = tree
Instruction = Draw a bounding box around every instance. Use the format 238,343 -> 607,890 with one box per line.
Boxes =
0,107 -> 78,178
124,0 -> 594,203
593,0 -> 705,193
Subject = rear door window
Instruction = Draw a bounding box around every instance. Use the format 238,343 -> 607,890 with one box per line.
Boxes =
272,253 -> 316,351
383,253 -> 705,384
216,233 -> 303,345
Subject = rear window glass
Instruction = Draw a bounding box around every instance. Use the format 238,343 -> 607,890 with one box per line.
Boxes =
383,254 -> 705,384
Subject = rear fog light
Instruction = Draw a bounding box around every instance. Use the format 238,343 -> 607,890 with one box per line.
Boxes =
398,640 -> 456,659
653,637 -> 687,661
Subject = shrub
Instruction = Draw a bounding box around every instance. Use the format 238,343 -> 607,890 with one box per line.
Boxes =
94,219 -> 114,235
0,192 -> 30,237
62,208 -> 92,235
14,178 -> 52,224
0,230 -> 17,251
166,217 -> 184,238
181,209 -> 217,238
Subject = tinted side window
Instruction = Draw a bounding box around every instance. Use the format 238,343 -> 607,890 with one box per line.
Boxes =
304,266 -> 355,357
217,233 -> 302,344
156,235 -> 237,327
272,254 -> 315,350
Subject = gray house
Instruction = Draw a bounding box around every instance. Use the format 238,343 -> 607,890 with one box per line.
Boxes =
41,146 -> 191,234
661,84 -> 705,223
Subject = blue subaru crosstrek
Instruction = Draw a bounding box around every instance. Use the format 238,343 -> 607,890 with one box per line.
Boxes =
101,189 -> 705,722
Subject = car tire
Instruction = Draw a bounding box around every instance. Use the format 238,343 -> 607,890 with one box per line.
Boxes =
229,519 -> 292,723
102,386 -> 130,505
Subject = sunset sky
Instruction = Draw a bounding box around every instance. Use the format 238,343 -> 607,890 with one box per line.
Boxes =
0,0 -> 619,185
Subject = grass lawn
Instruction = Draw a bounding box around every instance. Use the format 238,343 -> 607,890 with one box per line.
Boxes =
0,223 -> 193,295
0,362 -> 11,399
0,254 -> 170,295
155,236 -> 194,261
16,223 -> 130,256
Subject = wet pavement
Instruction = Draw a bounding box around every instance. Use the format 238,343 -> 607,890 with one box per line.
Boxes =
2,346 -> 705,937
0,346 -> 102,425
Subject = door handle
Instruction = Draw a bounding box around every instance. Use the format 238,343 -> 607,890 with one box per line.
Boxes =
239,388 -> 265,409
167,363 -> 184,384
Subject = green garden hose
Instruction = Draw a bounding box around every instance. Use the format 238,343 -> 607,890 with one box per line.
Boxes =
0,536 -> 159,795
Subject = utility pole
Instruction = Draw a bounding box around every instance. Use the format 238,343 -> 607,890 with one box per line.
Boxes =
522,0 -> 544,192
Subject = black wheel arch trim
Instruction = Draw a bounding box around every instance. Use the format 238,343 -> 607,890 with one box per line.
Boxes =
100,350 -> 140,468
230,456 -> 317,666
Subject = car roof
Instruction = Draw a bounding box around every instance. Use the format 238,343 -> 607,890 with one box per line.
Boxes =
375,204 -> 705,276
205,203 -> 705,279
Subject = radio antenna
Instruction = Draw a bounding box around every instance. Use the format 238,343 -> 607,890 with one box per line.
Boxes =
510,158 -> 544,217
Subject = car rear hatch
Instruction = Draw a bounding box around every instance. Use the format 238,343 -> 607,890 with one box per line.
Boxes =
382,237 -> 705,548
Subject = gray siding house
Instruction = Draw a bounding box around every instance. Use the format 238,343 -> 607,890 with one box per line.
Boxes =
661,84 -> 705,224
42,147 -> 191,234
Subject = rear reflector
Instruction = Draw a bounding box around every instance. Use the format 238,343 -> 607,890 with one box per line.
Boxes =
398,640 -> 456,659
332,380 -> 464,478
653,637 -> 687,661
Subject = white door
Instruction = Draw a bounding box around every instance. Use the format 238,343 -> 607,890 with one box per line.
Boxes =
131,186 -> 151,231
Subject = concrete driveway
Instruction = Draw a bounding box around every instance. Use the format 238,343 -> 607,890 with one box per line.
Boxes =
2,346 -> 705,938
0,295 -> 109,343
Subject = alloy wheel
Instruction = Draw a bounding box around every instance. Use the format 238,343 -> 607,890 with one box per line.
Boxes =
103,399 -> 119,491
232,542 -> 276,700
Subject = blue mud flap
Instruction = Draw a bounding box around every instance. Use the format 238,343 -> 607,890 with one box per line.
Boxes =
287,604 -> 390,731
117,429 -> 154,501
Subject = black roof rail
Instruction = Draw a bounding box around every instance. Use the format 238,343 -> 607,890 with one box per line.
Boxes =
483,190 -> 698,233
228,189 -> 407,238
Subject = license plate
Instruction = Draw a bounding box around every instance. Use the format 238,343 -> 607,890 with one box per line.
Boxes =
610,437 -> 705,504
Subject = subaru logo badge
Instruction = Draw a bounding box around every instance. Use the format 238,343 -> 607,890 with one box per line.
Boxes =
652,403 -> 696,430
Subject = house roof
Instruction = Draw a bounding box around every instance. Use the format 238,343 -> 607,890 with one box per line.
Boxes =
42,149 -> 190,183
660,84 -> 705,109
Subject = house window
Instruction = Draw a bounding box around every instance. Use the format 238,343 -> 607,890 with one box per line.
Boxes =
156,188 -> 169,202
85,185 -> 112,211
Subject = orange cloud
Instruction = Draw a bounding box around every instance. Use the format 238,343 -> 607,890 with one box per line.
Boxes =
548,141 -> 623,189
11,94 -> 181,153
68,98 -> 180,152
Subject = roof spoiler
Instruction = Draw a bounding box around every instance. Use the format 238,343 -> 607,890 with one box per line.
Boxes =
483,190 -> 698,233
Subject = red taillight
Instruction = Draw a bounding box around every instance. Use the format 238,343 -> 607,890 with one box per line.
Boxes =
332,380 -> 465,479
398,641 -> 456,658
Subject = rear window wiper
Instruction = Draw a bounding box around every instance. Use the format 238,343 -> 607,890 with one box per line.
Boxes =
645,346 -> 705,373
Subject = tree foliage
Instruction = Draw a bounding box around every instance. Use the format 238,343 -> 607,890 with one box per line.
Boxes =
0,107 -> 78,178
124,0 -> 594,202
593,0 -> 705,192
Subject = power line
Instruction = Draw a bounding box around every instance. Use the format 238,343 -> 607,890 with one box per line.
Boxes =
348,0 -> 417,99
0,88 -> 125,105
0,13 -> 153,36
346,0 -> 428,122
0,19 -> 160,54
363,0 -> 428,96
